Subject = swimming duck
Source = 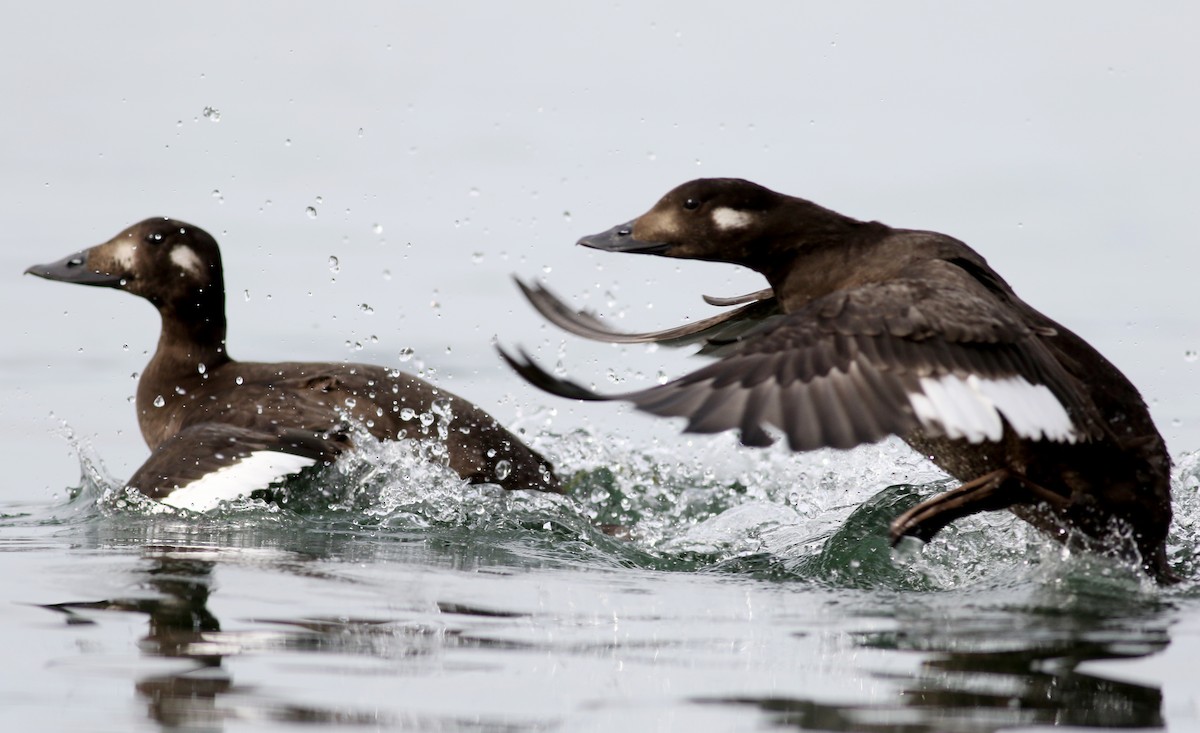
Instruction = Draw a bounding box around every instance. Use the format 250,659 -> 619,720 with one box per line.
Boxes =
27,217 -> 560,510
500,178 -> 1173,580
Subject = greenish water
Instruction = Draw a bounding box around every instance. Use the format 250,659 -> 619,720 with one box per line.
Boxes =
2,431 -> 1197,732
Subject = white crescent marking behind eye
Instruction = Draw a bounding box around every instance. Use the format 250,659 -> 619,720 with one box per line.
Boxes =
712,207 -> 754,231
170,246 -> 203,276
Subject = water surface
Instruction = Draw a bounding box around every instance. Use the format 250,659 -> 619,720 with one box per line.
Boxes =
2,434 -> 1198,731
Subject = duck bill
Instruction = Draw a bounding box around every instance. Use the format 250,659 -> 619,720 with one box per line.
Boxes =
25,247 -> 127,287
576,221 -> 671,255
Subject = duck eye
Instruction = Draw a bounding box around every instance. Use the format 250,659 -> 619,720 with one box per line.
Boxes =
683,198 -> 701,211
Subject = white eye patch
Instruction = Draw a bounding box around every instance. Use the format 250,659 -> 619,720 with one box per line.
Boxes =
110,241 -> 137,269
170,246 -> 203,276
711,207 -> 754,231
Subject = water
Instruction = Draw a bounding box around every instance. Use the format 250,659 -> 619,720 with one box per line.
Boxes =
4,3 -> 1200,731
2,431 -> 1199,731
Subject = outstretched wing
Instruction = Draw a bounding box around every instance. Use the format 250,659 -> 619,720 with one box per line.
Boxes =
503,275 -> 1104,451
128,423 -> 349,511
516,278 -> 783,356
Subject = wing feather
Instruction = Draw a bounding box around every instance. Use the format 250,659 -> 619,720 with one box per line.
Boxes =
503,267 -> 1104,451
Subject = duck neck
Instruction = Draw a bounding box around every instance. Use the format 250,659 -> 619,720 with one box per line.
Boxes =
136,296 -> 232,430
761,220 -> 892,312
151,304 -> 231,372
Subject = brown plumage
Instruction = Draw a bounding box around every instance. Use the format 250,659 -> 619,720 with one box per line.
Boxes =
501,178 -> 1173,580
27,217 -> 560,508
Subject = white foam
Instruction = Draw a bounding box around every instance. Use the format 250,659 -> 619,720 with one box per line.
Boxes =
158,451 -> 317,512
910,374 -> 1076,444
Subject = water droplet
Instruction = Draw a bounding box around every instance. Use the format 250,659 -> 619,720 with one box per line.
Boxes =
647,151 -> 657,161
202,106 -> 221,122
471,252 -> 484,264
328,256 -> 340,273
359,303 -> 374,314
468,187 -> 480,198
382,269 -> 392,280
306,206 -> 318,219
370,223 -> 384,235
316,196 -> 324,204
235,376 -> 244,385
243,289 -> 251,301
398,347 -> 414,362
1185,350 -> 1198,363
357,127 -> 365,138
399,407 -> 416,421
494,459 -> 512,481
211,189 -> 224,203
284,138 -> 292,147
153,395 -> 165,408
197,363 -> 206,375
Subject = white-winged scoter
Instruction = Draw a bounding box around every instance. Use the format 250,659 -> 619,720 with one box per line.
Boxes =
500,178 -> 1174,580
27,217 -> 560,510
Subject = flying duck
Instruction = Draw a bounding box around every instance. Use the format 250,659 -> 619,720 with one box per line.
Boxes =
500,178 -> 1174,580
26,217 -> 560,510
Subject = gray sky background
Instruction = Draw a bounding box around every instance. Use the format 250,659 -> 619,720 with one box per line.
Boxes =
2,3 -> 1198,498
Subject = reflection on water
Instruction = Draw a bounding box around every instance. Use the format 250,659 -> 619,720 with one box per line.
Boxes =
42,546 -> 560,731
8,441 -> 1199,731
713,610 -> 1167,732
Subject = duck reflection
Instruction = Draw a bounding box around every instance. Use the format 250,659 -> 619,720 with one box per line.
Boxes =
706,607 -> 1167,732
37,542 -> 548,730
43,551 -> 230,727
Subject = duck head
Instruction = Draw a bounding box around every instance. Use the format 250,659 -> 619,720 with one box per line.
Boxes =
25,217 -> 224,314
576,178 -> 857,270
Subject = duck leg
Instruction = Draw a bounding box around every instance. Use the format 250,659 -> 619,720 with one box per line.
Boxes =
889,469 -> 1013,544
890,468 -> 1072,545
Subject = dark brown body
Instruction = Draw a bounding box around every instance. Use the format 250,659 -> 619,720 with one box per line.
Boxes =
503,178 -> 1174,579
137,356 -> 554,493
27,217 -> 559,500
900,310 -> 1171,569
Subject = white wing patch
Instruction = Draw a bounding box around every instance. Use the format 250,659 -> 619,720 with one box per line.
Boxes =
170,246 -> 203,276
712,207 -> 754,231
158,451 -> 317,512
909,374 -> 1077,444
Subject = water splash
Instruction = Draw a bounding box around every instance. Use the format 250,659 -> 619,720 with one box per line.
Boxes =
36,423 -> 1200,590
